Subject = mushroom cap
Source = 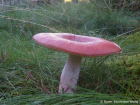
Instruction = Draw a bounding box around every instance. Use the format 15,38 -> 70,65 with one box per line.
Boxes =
33,33 -> 122,57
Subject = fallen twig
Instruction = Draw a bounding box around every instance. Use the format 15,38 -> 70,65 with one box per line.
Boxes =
109,28 -> 140,40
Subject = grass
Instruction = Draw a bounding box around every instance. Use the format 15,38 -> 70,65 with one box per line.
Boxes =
0,1 -> 140,104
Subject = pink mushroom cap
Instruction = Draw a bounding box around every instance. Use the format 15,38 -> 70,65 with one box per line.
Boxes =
33,33 -> 122,57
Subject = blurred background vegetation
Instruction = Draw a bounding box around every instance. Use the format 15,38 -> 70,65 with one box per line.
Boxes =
0,0 -> 140,104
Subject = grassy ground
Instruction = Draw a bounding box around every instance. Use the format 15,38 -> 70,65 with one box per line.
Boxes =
0,1 -> 140,104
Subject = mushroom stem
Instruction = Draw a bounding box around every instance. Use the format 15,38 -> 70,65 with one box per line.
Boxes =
59,54 -> 82,93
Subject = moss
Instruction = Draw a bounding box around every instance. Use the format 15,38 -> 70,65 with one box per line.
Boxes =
109,54 -> 140,95
117,54 -> 140,75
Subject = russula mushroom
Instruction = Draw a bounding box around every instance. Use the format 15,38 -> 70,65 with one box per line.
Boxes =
33,33 -> 122,93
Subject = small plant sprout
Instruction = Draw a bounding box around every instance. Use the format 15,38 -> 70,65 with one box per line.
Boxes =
33,33 -> 122,93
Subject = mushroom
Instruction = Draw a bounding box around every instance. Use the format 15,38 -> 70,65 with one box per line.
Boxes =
33,33 -> 122,93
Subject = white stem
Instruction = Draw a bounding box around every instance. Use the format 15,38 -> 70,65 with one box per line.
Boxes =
59,54 -> 82,93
